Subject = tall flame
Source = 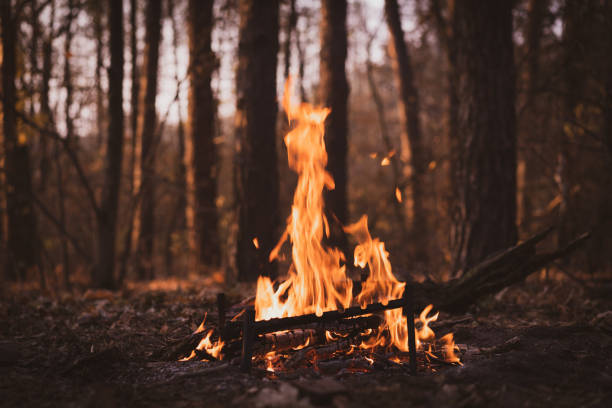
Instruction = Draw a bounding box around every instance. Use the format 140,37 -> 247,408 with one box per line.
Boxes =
255,80 -> 353,320
253,79 -> 458,362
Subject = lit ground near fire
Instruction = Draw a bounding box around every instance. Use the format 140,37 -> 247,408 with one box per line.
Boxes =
1,277 -> 611,407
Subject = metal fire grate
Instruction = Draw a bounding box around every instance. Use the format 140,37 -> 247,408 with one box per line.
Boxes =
216,284 -> 418,374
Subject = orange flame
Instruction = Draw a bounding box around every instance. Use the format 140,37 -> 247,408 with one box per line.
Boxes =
196,329 -> 224,359
249,79 -> 459,364
255,79 -> 352,320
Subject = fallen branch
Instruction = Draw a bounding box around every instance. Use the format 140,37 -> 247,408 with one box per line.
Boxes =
412,228 -> 590,312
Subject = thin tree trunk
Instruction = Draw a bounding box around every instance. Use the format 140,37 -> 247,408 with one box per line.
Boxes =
235,0 -> 280,281
118,0 -> 139,282
38,0 -> 55,195
165,0 -> 187,273
320,0 -> 349,254
451,0 -> 518,273
520,0 -> 548,232
59,0 -> 75,286
384,0 -> 429,263
130,0 -> 139,195
94,0 -> 124,289
28,0 -> 40,158
136,0 -> 162,280
283,0 -> 297,81
39,0 -> 70,287
295,9 -> 307,103
557,0 -> 587,247
1,0 -> 42,283
606,3 -> 612,163
53,131 -> 71,288
64,0 -> 75,144
94,2 -> 105,149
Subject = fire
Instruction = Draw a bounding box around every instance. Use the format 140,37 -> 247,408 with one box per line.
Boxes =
255,80 -> 353,321
265,351 -> 276,372
196,330 -> 224,359
177,79 -> 459,370
179,329 -> 224,361
251,79 -> 458,364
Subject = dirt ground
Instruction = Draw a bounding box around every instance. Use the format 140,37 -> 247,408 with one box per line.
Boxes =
1,277 -> 611,407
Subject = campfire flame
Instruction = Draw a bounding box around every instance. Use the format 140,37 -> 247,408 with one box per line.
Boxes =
253,79 -> 458,361
255,80 -> 353,321
181,79 -> 459,368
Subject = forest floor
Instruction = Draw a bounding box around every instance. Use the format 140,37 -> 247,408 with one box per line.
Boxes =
1,275 -> 611,408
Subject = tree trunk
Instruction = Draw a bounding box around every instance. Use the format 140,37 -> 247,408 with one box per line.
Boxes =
1,0 -> 42,282
384,0 -> 429,263
186,0 -> 220,271
283,0 -> 297,80
295,10 -> 307,103
520,0 -> 548,232
117,0 -> 139,283
130,0 -> 139,195
136,0 -> 162,280
451,0 -> 518,273
64,0 -> 75,144
235,0 -> 280,281
557,0 -> 587,248
165,0 -> 187,273
94,1 -> 105,149
320,0 -> 349,253
38,0 -> 55,195
606,3 -> 612,163
94,0 -> 124,289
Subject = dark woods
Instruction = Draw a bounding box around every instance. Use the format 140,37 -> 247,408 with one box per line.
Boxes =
0,0 -> 611,291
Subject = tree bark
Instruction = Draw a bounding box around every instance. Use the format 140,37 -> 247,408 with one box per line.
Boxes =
94,0 -> 124,289
295,9 -> 307,103
130,0 -> 139,195
235,0 -> 280,281
557,0 -> 588,248
94,1 -> 105,149
165,0 -> 187,273
38,0 -> 55,195
606,3 -> 612,163
384,0 -> 429,263
117,0 -> 139,283
320,0 -> 349,253
64,0 -> 75,144
136,0 -> 162,279
520,0 -> 548,232
451,0 -> 518,273
283,0 -> 297,81
186,0 -> 220,270
1,0 -> 42,282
